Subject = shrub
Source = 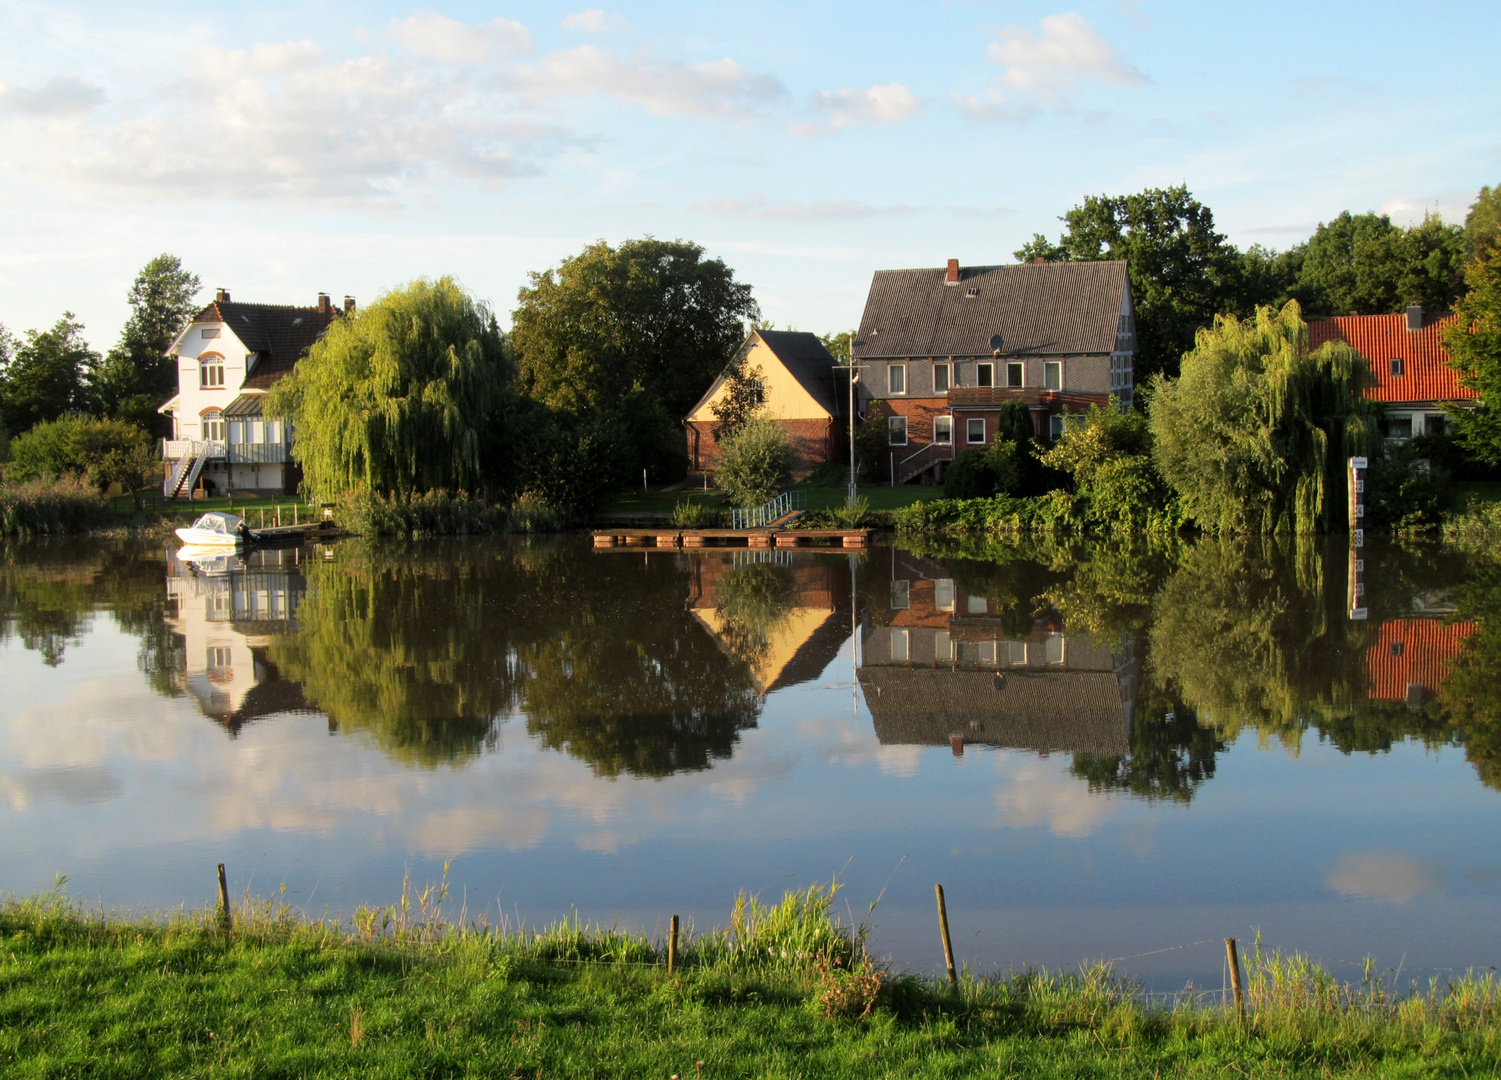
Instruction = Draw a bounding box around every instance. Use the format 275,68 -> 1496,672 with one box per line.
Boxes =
715,419 -> 792,507
7,416 -> 153,492
339,490 -> 508,537
1366,441 -> 1453,535
829,496 -> 870,528
0,476 -> 112,536
507,491 -> 564,534
672,499 -> 723,527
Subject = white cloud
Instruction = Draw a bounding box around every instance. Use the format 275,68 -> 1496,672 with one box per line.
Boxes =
957,12 -> 1144,122
561,9 -> 633,34
514,46 -> 784,119
697,194 -> 917,222
0,75 -> 104,116
796,83 -> 919,136
1327,853 -> 1441,905
389,12 -> 533,64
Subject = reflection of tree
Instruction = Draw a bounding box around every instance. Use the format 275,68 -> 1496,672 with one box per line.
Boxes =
1443,559 -> 1501,789
520,555 -> 761,778
0,538 -> 181,681
712,563 -> 795,670
1071,694 -> 1225,803
267,542 -> 519,767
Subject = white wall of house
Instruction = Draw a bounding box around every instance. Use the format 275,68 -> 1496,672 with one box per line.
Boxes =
166,321 -> 255,442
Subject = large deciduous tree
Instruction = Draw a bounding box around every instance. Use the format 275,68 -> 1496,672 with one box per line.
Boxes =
1294,210 -> 1466,316
1015,186 -> 1246,381
0,313 -> 96,434
90,255 -> 201,434
510,237 -> 759,486
1149,301 -> 1379,534
1466,184 -> 1501,259
1444,245 -> 1501,464
266,277 -> 511,505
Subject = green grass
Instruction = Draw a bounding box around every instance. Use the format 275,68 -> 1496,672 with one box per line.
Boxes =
4,882 -> 1501,1078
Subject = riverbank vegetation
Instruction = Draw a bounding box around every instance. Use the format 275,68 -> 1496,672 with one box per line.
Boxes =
5,881 -> 1501,1078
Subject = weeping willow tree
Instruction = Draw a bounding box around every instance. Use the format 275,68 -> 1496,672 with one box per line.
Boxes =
1149,301 -> 1379,534
265,277 -> 510,505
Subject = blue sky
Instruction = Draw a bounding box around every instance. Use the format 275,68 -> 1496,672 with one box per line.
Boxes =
1,0 -> 1497,350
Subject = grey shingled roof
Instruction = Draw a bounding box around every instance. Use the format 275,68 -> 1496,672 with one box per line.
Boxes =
193,301 -> 340,389
860,666 -> 1131,756
756,330 -> 842,416
853,261 -> 1128,359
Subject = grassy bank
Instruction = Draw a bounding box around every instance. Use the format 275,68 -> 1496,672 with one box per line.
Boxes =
4,883 -> 1501,1078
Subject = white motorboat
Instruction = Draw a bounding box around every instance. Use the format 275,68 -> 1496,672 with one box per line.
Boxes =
175,511 -> 253,548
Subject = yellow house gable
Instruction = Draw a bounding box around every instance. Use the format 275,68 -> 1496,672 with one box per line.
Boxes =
686,332 -> 835,424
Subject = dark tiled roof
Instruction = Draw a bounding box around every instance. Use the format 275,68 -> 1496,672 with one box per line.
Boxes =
854,261 -> 1128,360
222,393 -> 265,417
1308,313 -> 1473,405
193,301 -> 339,390
860,666 -> 1131,756
756,330 -> 842,416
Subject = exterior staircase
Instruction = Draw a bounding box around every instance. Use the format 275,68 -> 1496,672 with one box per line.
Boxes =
162,440 -> 220,499
730,490 -> 807,530
892,442 -> 953,486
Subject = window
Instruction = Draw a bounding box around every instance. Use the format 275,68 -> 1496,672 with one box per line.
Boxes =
888,363 -> 906,395
1006,362 -> 1024,388
1386,416 -> 1413,440
199,355 -> 225,389
1045,633 -> 1065,665
976,362 -> 994,388
1425,414 -> 1447,437
934,579 -> 955,612
207,646 -> 232,669
1390,357 -> 1405,377
890,628 -> 910,662
749,379 -> 765,406
935,630 -> 952,661
202,410 -> 225,442
967,594 -> 988,614
1006,641 -> 1028,666
200,327 -> 220,339
966,418 -> 986,444
1044,361 -> 1062,390
933,363 -> 951,393
265,420 -> 281,443
888,415 -> 908,445
890,580 -> 910,609
934,416 -> 953,445
1049,414 -> 1065,440
1391,640 -> 1406,657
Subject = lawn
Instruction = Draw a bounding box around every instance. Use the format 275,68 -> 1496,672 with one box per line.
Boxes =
3,889 -> 1499,1079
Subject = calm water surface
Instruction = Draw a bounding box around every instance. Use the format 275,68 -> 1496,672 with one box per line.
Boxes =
3,533 -> 1500,991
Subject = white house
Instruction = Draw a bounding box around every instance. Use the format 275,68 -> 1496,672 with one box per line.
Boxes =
159,289 -> 349,498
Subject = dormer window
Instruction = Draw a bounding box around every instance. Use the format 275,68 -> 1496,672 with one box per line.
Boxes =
200,328 -> 220,339
199,355 -> 225,389
1390,358 -> 1405,377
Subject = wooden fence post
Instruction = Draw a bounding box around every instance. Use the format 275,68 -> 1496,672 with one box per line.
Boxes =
217,863 -> 232,933
935,884 -> 957,990
668,914 -> 679,975
1225,937 -> 1245,1017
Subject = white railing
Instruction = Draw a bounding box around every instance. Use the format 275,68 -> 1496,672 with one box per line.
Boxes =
731,490 -> 807,529
162,439 -> 226,460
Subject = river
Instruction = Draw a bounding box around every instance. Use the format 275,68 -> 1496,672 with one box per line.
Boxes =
1,533 -> 1498,992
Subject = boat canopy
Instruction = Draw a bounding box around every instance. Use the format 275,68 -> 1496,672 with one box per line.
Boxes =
189,512 -> 247,535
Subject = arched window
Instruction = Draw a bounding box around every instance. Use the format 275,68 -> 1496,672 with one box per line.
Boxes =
199,354 -> 225,389
202,409 -> 225,442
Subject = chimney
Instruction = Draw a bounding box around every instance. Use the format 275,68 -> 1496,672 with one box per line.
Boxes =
1034,257 -> 1047,264
945,258 -> 960,285
343,295 -> 356,314
215,288 -> 231,303
1406,303 -> 1423,332
317,292 -> 332,314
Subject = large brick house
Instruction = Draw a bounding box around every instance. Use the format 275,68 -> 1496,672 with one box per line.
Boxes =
684,329 -> 844,479
159,289 -> 349,498
1307,304 -> 1474,440
853,259 -> 1135,484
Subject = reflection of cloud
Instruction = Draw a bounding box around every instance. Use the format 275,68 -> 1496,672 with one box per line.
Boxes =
409,806 -> 549,857
1327,853 -> 1440,905
0,766 -> 122,809
992,753 -> 1116,837
799,715 -> 924,778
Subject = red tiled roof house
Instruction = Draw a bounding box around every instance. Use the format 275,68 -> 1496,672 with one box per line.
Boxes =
158,289 -> 349,498
852,259 -> 1136,485
1307,304 -> 1474,440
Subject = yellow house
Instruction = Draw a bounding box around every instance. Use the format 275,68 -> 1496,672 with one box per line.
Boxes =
684,330 -> 844,479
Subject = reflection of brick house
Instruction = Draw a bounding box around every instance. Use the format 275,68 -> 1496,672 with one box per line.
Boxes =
858,551 -> 1136,754
1365,618 -> 1476,709
684,330 -> 844,478
1308,305 -> 1475,441
853,259 -> 1135,485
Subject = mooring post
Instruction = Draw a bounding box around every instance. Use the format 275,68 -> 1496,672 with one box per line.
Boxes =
217,863 -> 231,933
935,884 -> 957,990
1225,937 -> 1245,1017
668,914 -> 679,975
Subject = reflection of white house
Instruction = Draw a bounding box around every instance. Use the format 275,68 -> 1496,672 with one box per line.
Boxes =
159,289 -> 349,498
165,547 -> 311,731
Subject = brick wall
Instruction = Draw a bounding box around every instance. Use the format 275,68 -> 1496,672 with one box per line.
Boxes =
688,417 -> 840,478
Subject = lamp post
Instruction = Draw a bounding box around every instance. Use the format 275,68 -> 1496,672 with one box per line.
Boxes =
846,330 -> 860,505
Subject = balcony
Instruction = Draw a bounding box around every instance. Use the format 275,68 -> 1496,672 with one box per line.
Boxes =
162,439 -> 226,460
228,442 -> 291,464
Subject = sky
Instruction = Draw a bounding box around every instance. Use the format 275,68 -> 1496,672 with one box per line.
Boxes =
1,0 -> 1498,352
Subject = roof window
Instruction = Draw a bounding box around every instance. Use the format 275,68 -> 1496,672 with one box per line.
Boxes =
1390,358 -> 1404,377
966,287 -> 980,298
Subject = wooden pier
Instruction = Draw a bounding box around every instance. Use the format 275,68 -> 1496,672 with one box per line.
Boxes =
592,527 -> 873,550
